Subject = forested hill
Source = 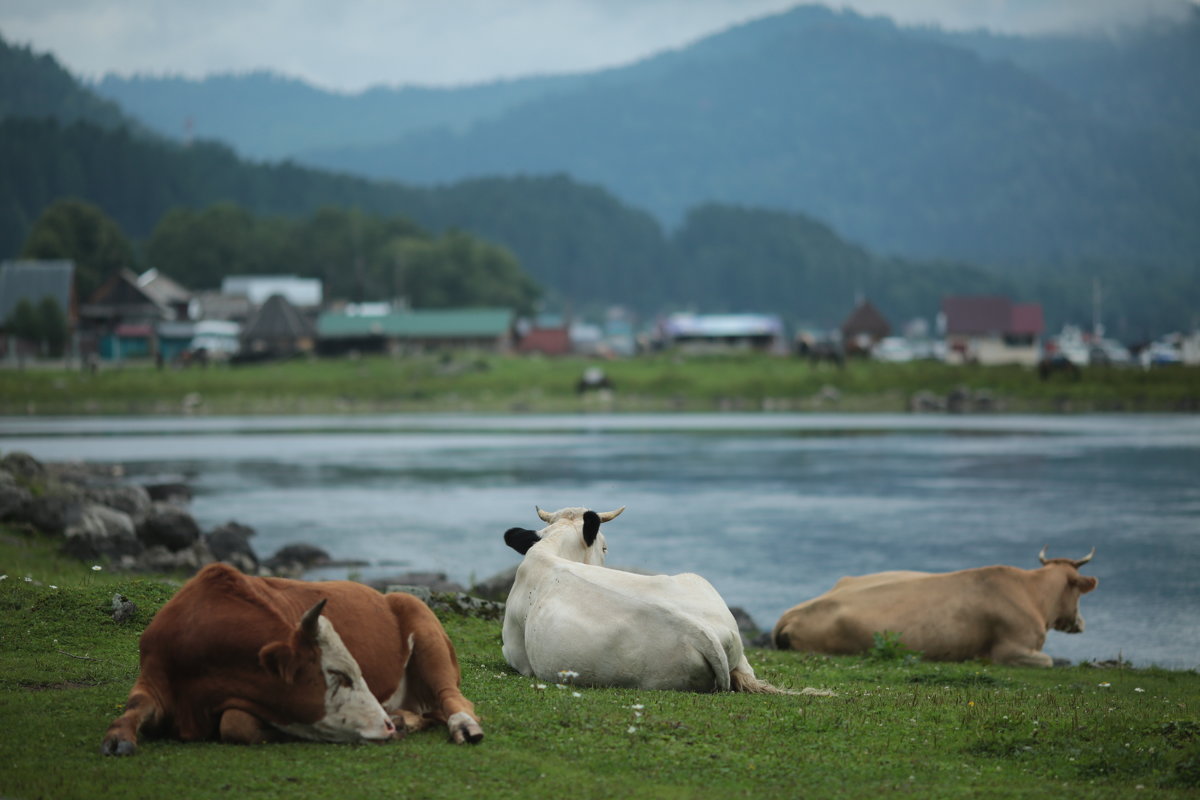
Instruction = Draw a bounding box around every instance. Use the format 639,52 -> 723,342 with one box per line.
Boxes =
3,32 -> 1197,337
0,34 -> 138,132
295,5 -> 1200,269
88,5 -> 1200,271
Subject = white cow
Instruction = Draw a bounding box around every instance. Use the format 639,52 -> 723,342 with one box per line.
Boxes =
501,505 -> 787,693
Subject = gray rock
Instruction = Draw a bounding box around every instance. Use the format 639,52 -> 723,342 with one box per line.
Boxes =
0,471 -> 32,520
0,451 -> 45,482
133,540 -> 215,573
145,482 -> 192,504
205,521 -> 259,574
264,543 -> 332,577
137,502 -> 201,552
469,565 -> 518,601
20,485 -> 87,536
85,485 -> 152,524
111,593 -> 138,623
62,504 -> 142,561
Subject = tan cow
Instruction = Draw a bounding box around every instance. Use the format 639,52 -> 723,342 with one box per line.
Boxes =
772,547 -> 1098,667
101,563 -> 482,755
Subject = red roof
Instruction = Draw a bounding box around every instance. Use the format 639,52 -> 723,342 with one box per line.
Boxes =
942,295 -> 1043,337
1010,303 -> 1044,336
518,328 -> 571,355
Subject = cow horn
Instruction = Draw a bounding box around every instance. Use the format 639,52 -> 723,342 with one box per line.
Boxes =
299,598 -> 327,640
1038,545 -> 1049,565
536,506 -> 553,523
597,506 -> 625,523
1072,548 -> 1096,568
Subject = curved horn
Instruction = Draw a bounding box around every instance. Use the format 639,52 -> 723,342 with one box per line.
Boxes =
1072,548 -> 1096,568
1037,545 -> 1049,565
536,506 -> 553,523
299,598 -> 327,640
597,506 -> 626,523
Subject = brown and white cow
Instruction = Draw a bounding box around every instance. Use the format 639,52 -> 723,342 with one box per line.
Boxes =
101,563 -> 482,755
772,547 -> 1098,667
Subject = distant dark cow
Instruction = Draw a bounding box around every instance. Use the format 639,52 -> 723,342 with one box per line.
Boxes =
772,548 -> 1098,667
101,563 -> 482,755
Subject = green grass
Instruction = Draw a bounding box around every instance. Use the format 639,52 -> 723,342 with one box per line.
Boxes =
1,526 -> 1198,799
2,352 -> 1198,414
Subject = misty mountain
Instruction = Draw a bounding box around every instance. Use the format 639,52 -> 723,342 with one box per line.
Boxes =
94,70 -> 591,161
90,5 -> 1200,272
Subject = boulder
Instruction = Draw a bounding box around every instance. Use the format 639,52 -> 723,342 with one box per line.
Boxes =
205,521 -> 259,574
62,504 -> 142,562
264,543 -> 332,576
0,451 -> 45,482
85,485 -> 152,525
470,565 -> 519,601
145,482 -> 192,504
18,485 -> 87,536
0,471 -> 32,520
132,539 -> 216,573
137,502 -> 202,552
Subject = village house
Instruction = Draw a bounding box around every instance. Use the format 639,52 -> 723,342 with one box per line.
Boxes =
840,299 -> 891,357
316,306 -> 515,356
941,295 -> 1044,366
658,313 -> 785,353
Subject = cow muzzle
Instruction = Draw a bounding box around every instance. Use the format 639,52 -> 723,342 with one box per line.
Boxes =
1056,614 -> 1085,634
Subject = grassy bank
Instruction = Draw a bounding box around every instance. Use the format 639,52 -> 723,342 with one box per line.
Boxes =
2,527 -> 1197,799
1,353 -> 1198,415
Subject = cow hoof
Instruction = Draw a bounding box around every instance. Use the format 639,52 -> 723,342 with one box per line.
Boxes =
448,712 -> 483,745
101,738 -> 136,757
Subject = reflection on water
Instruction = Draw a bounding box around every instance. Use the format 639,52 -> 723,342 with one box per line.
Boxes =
3,413 -> 1198,668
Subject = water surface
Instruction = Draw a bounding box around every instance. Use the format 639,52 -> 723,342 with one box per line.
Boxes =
3,413 -> 1197,668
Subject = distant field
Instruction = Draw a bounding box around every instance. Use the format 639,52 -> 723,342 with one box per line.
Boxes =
1,526 -> 1198,799
1,353 -> 1198,414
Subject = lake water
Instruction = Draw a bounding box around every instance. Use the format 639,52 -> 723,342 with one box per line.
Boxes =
2,413 -> 1198,669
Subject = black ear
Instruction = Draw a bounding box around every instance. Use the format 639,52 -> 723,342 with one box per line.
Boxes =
582,511 -> 600,548
504,527 -> 541,555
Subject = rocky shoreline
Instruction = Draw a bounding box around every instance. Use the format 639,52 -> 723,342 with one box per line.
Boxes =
0,450 -> 771,642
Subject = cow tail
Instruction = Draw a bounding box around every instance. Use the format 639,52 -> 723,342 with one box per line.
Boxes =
729,655 -> 838,697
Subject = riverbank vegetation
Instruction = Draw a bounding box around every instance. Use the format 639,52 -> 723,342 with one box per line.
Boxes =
1,526 -> 1197,799
1,353 -> 1198,415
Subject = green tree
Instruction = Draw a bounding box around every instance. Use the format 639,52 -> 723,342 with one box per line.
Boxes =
36,296 -> 68,357
20,199 -> 135,301
6,298 -> 40,363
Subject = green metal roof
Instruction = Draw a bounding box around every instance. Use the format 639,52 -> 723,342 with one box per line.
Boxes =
317,308 -> 513,339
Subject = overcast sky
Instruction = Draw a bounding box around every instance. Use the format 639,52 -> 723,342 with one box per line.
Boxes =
1,0 -> 1195,92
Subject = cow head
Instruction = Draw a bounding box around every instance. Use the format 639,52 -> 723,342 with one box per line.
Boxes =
504,505 -> 626,565
260,599 -> 396,743
1037,546 -> 1099,634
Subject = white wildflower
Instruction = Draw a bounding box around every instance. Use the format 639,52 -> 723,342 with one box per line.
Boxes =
627,726 -> 637,734
572,692 -> 582,698
91,565 -> 102,572
1134,687 -> 1145,693
555,683 -> 566,690
49,585 -> 58,589
629,704 -> 644,710
0,574 -> 7,581
557,670 -> 579,680
1098,682 -> 1112,688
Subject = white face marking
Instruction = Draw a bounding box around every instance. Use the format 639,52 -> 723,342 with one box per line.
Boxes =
274,616 -> 395,743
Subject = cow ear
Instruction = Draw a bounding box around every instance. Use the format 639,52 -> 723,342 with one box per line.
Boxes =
1073,575 -> 1098,594
505,527 -> 541,555
259,641 -> 299,684
582,511 -> 600,548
